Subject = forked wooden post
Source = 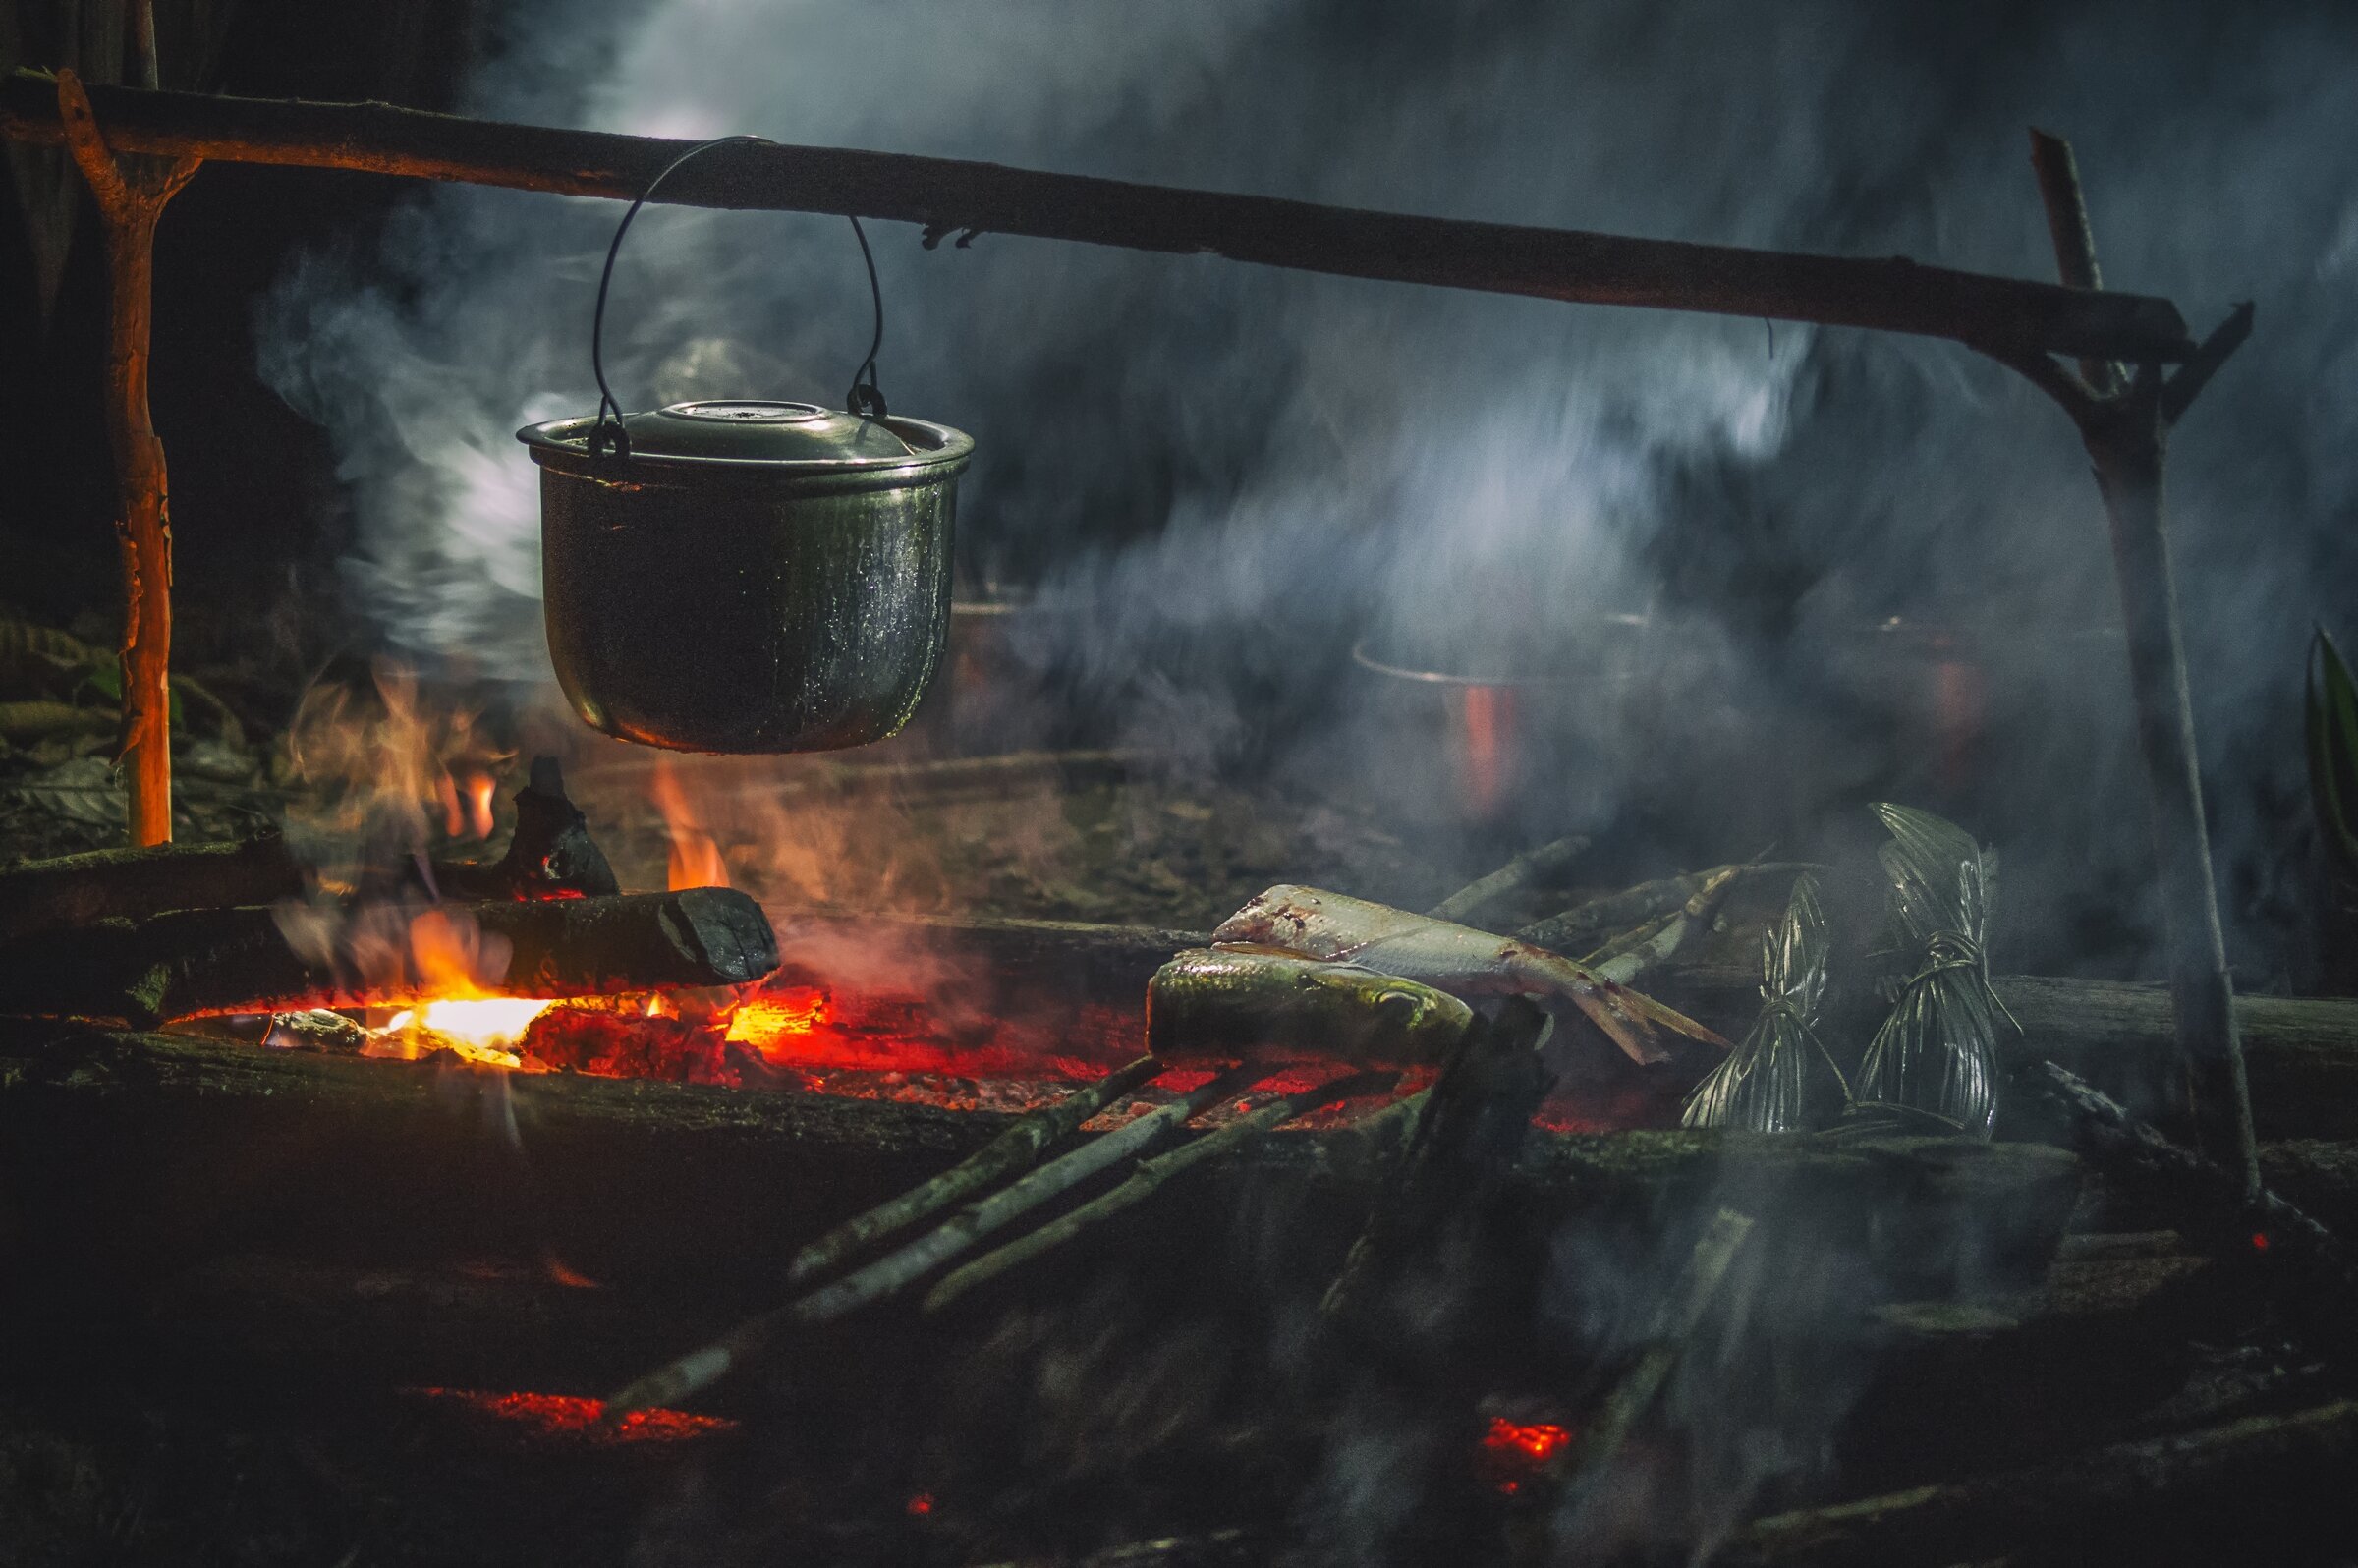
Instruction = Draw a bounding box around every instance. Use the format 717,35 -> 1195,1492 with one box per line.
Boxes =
1995,129 -> 2259,1200
54,65 -> 198,846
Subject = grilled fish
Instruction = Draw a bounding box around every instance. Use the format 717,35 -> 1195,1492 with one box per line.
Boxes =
1211,884 -> 1722,1065
1147,946 -> 1475,1065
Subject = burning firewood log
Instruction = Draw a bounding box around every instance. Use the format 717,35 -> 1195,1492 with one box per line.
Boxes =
0,756 -> 618,946
0,887 -> 778,1027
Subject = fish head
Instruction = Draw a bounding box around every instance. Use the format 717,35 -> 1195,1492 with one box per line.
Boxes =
1310,966 -> 1475,1058
1210,884 -> 1326,949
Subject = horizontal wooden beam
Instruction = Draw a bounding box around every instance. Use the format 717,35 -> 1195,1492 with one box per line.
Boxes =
0,70 -> 2193,364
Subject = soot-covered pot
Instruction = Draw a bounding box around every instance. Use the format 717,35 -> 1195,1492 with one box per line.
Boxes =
519,398 -> 975,754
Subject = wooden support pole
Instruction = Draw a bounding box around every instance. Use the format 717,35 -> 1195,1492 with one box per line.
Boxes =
1992,129 -> 2258,1202
52,68 -> 197,847
0,70 -> 2194,364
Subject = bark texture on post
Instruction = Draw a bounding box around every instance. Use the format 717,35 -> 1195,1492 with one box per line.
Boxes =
54,67 -> 197,847
2004,128 -> 2258,1199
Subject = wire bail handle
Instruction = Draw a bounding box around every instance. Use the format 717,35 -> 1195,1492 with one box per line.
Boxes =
588,135 -> 892,460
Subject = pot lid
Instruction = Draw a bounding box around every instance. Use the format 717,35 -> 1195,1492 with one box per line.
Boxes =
516,399 -> 972,471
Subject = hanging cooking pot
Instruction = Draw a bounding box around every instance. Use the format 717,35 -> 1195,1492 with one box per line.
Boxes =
517,137 -> 974,754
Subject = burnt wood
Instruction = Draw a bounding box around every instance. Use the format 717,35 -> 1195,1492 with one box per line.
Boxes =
0,829 -> 306,944
0,70 -> 2192,364
0,887 -> 776,1026
1724,1399 -> 2358,1568
0,760 -> 618,944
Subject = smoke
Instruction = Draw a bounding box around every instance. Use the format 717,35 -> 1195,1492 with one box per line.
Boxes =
255,1 -> 2358,980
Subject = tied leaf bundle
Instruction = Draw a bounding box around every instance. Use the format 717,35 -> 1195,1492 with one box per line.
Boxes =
1854,803 -> 2015,1139
1682,874 -> 1842,1132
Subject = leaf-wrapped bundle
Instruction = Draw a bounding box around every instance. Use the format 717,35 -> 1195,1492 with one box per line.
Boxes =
1853,803 -> 2014,1139
1681,873 -> 1842,1132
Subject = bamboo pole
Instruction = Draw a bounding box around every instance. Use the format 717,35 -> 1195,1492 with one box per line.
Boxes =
52,67 -> 197,847
0,70 -> 2193,364
602,1061 -> 1265,1417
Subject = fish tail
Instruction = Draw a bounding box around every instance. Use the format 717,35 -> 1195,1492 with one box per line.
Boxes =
1602,982 -> 1729,1049
1551,991 -> 1670,1067
1521,952 -> 1729,1055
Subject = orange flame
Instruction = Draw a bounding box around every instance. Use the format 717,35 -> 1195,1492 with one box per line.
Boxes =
370,906 -> 552,1064
463,769 -> 498,840
650,758 -> 729,889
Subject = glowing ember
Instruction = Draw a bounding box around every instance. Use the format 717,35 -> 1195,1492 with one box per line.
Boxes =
906,1492 -> 935,1517
404,1387 -> 736,1445
1483,1417 -> 1571,1463
1478,1415 -> 1573,1496
724,987 -> 832,1059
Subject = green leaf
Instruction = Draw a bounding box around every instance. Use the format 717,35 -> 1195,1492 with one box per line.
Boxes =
2307,630 -> 2358,883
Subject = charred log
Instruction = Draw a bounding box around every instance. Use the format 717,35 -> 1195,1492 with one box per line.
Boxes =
0,887 -> 777,1026
0,758 -> 620,945
422,756 -> 619,902
0,828 -> 305,944
1722,1399 -> 2358,1568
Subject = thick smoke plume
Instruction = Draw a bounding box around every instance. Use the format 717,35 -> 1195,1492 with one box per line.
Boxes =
258,0 -> 2358,979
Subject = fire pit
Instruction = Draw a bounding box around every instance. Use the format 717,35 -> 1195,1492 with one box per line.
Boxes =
0,28 -> 2343,1563
4,749 -> 2352,1564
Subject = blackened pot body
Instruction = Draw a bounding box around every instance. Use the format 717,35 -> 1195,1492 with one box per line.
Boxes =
524,404 -> 972,754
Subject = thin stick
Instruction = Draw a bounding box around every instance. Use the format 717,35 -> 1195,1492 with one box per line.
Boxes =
2011,1060 -> 2354,1308
604,1062 -> 1264,1416
1546,1206 -> 1755,1490
924,1068 -> 1398,1313
1425,835 -> 1589,924
1515,862 -> 1812,953
785,1052 -> 1163,1286
0,71 -> 2193,364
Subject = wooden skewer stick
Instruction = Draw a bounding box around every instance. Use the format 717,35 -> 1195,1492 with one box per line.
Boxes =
1425,835 -> 1590,924
1516,861 -> 1814,954
784,1052 -> 1164,1286
603,1062 -> 1265,1417
923,1068 -> 1400,1313
53,67 -> 198,847
1992,128 -> 2259,1201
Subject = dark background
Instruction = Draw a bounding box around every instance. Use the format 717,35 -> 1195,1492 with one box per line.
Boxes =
0,2 -> 498,652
